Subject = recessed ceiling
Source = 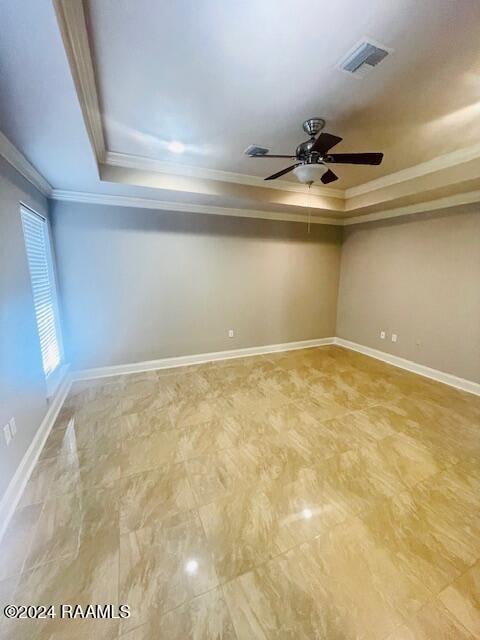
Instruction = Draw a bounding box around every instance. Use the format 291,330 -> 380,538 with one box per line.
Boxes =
1,0 -> 480,224
87,0 -> 480,186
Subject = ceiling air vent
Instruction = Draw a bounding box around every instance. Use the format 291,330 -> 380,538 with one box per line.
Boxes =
337,39 -> 392,78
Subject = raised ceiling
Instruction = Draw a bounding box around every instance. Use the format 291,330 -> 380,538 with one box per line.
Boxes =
88,0 -> 480,185
1,0 -> 480,224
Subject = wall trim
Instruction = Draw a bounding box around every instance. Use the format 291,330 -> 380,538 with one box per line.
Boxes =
52,1 -> 480,217
0,367 -> 71,543
72,336 -> 480,395
1,334 -> 476,542
335,338 -> 480,396
54,0 -> 106,162
73,337 -> 480,395
50,189 -> 343,226
345,142 -> 480,199
0,131 -> 52,196
73,337 -> 336,381
343,190 -> 480,225
105,151 -> 344,199
51,188 -> 480,227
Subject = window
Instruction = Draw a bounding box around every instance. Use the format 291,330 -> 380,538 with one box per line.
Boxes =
21,205 -> 63,392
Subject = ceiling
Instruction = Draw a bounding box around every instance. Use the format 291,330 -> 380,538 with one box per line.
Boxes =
89,0 -> 480,184
1,0 -> 480,224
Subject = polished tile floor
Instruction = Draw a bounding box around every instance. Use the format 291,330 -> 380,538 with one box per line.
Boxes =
1,346 -> 479,639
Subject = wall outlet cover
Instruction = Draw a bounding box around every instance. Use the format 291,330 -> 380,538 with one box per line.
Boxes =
9,417 -> 17,435
3,423 -> 12,446
380,331 -> 386,339
392,333 -> 398,342
228,329 -> 234,338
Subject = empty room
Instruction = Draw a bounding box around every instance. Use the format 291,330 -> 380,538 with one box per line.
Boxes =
1,1 -> 480,638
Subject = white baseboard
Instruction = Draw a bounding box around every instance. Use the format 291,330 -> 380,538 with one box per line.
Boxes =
73,337 -> 336,381
73,336 -> 480,396
0,368 -> 72,542
335,337 -> 480,396
1,336 -> 477,543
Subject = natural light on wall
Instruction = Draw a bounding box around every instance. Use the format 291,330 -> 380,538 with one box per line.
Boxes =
20,206 -> 63,389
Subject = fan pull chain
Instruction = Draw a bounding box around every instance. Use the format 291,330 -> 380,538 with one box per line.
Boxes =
307,181 -> 313,234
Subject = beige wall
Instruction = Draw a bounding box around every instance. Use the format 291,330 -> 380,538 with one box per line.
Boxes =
51,202 -> 342,370
0,157 -> 51,499
3,190 -> 478,505
49,200 -> 479,385
337,209 -> 480,383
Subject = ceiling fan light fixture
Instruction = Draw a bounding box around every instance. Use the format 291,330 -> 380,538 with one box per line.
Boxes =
248,118 -> 384,182
293,163 -> 328,184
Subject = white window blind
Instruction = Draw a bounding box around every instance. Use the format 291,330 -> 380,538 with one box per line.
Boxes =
21,206 -> 62,380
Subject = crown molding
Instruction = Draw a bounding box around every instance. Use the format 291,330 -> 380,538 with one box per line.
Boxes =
49,1 -> 480,223
343,189 -> 480,225
52,0 -> 343,201
53,0 -> 480,215
50,188 -> 480,227
105,151 -> 344,199
345,142 -> 480,199
0,131 -> 52,196
50,189 -> 344,226
54,0 -> 106,162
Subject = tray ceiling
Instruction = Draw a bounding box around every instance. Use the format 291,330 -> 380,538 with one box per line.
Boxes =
1,0 -> 480,224
87,0 -> 480,187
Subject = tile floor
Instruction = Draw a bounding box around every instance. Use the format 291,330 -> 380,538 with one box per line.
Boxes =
0,346 -> 479,639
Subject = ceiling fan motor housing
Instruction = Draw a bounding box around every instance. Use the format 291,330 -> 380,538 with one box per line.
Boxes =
296,139 -> 317,160
297,119 -> 327,161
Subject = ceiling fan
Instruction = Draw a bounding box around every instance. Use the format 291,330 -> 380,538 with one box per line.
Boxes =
245,118 -> 383,184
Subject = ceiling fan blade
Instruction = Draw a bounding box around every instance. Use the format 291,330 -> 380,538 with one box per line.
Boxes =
264,164 -> 299,180
311,133 -> 343,155
325,152 -> 383,165
321,169 -> 338,184
250,154 -> 296,158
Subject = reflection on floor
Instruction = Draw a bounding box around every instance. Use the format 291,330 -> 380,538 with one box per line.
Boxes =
1,346 -> 479,639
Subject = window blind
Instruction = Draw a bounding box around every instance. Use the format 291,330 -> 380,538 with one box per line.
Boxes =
21,206 -> 62,378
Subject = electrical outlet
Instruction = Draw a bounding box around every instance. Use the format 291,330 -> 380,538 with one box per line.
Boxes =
380,331 -> 386,340
391,333 -> 398,343
228,329 -> 234,338
3,423 -> 12,446
9,417 -> 17,436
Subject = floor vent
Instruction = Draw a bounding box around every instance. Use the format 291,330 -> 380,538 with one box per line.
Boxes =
337,39 -> 392,78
